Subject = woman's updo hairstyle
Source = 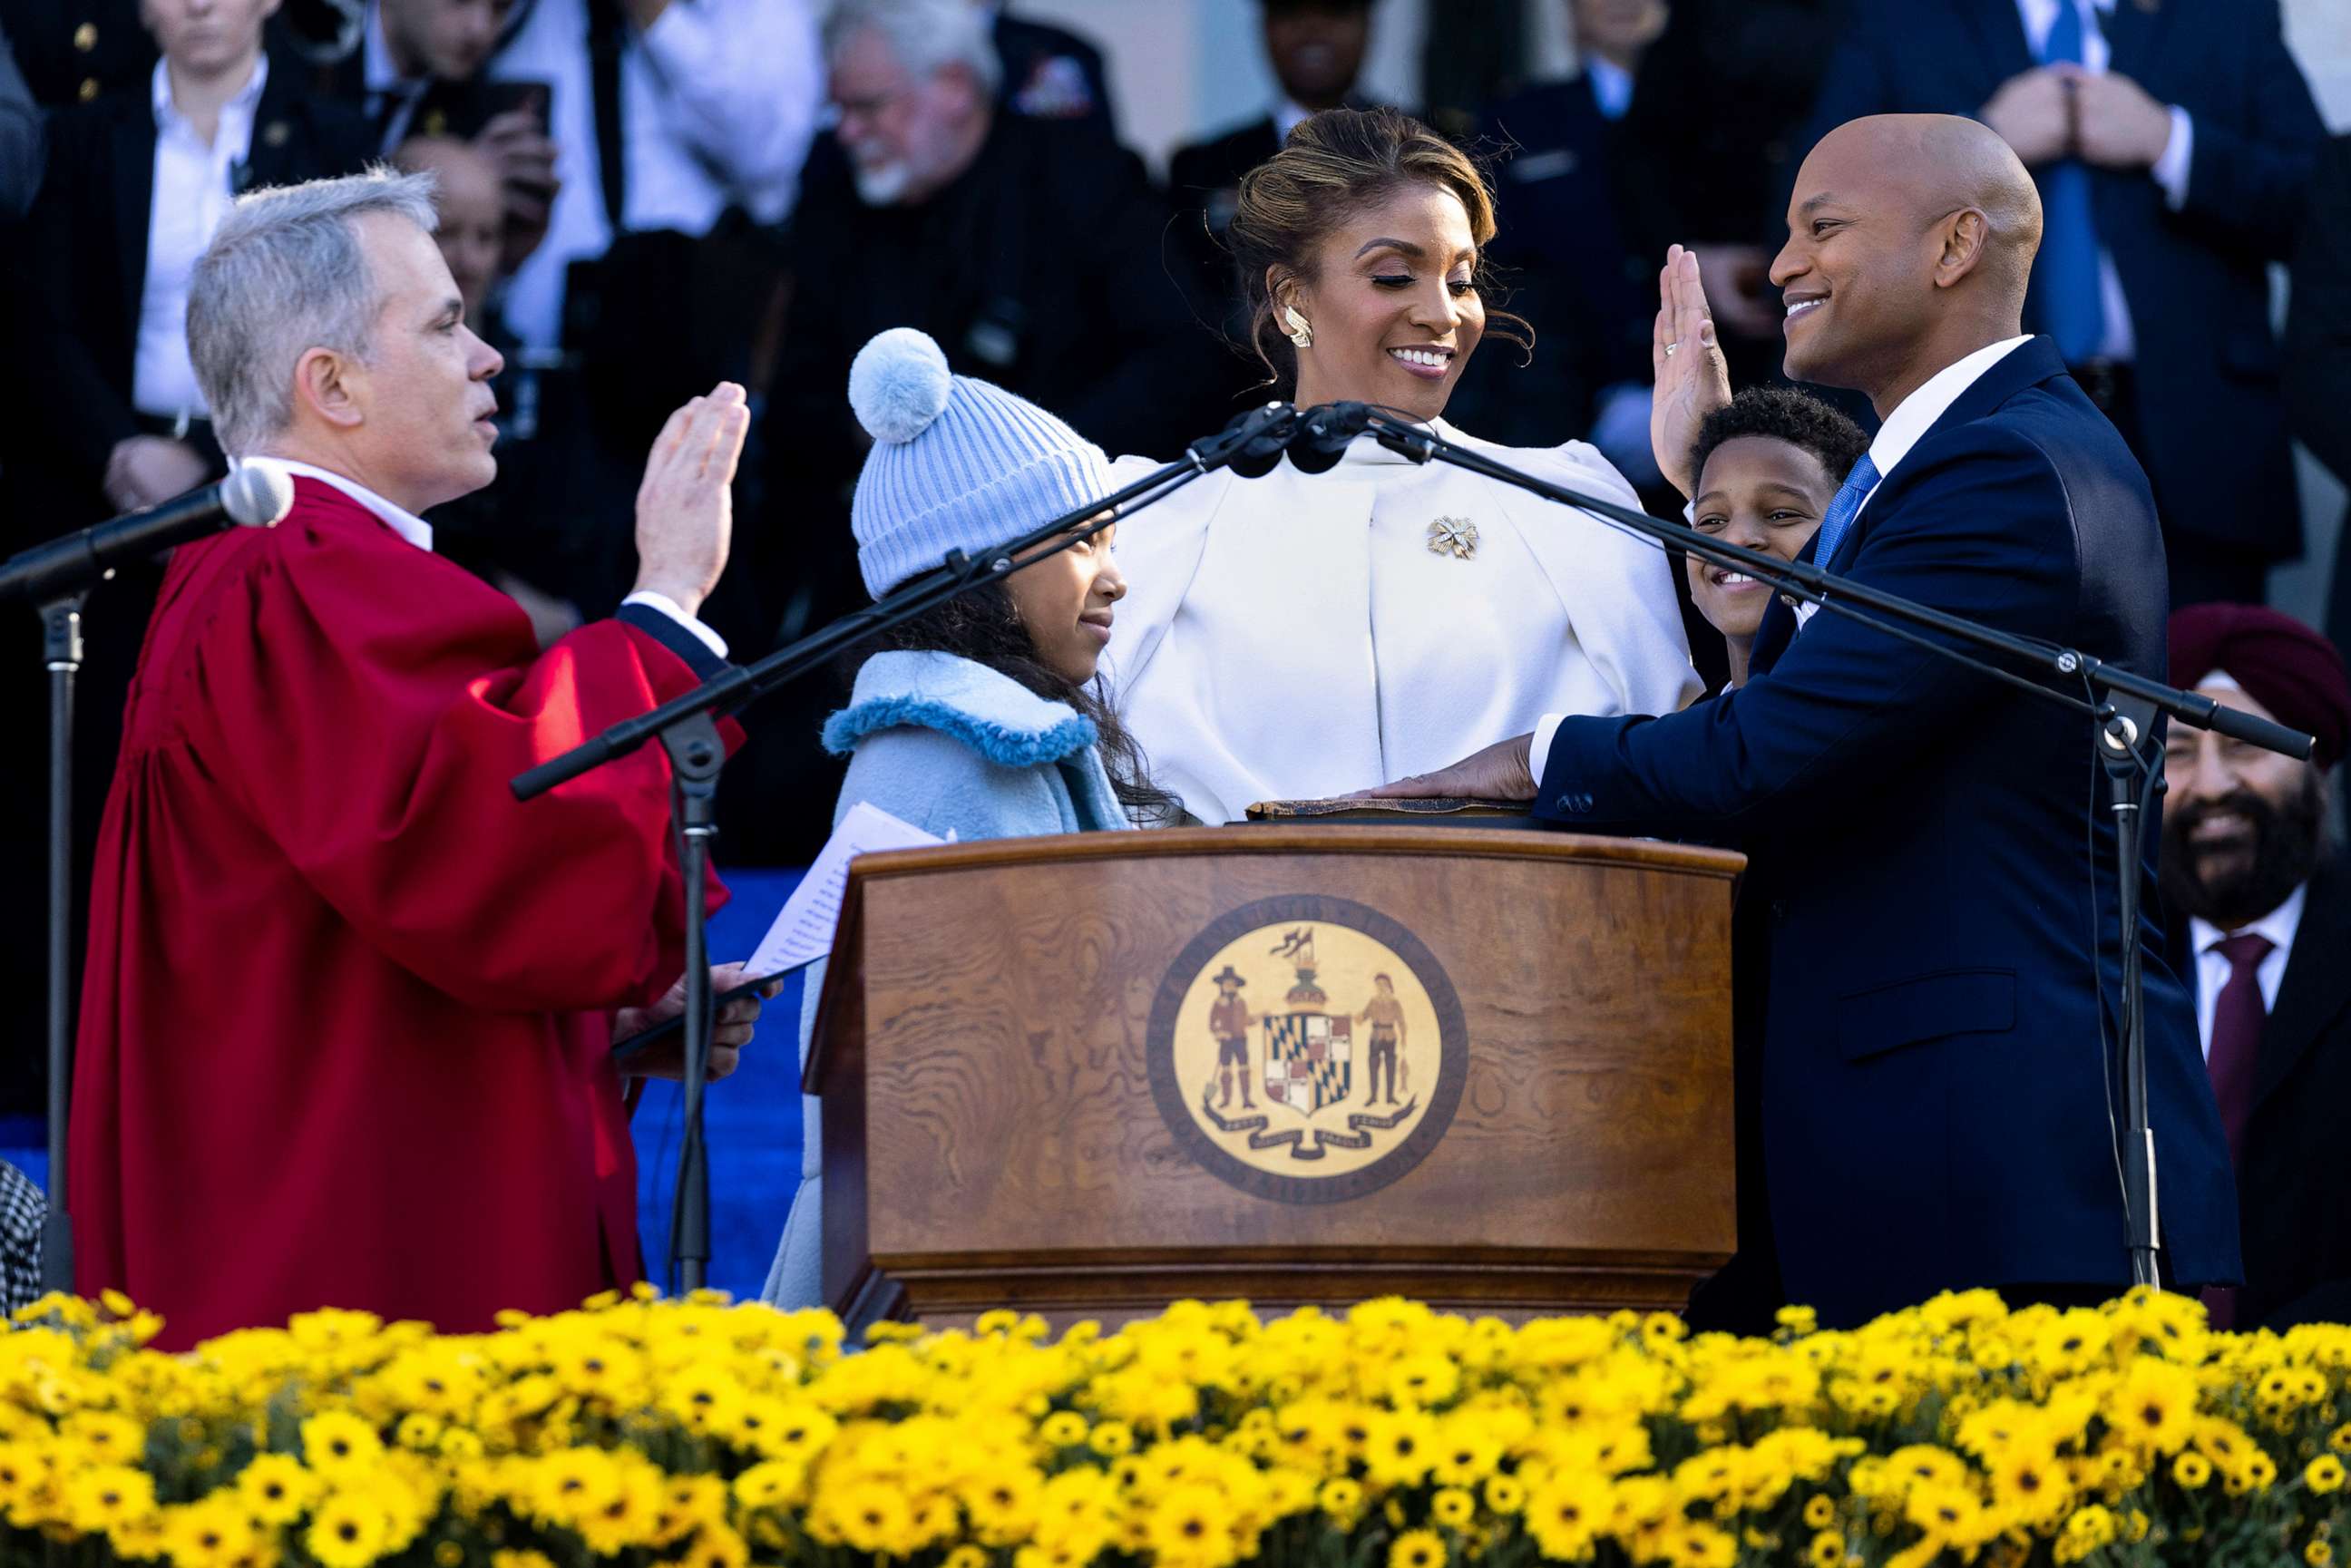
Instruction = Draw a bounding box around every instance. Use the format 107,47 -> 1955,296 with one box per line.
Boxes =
1227,107 -> 1529,385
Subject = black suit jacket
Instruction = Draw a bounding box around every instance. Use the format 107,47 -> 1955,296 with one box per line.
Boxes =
1797,0 -> 2324,561
992,13 -> 1113,137
1540,338 -> 2240,1326
2166,861 -> 2351,1329
0,0 -> 147,108
8,61 -> 372,505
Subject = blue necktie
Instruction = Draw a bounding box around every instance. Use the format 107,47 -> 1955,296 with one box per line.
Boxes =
2037,1 -> 2105,363
1811,452 -> 1881,572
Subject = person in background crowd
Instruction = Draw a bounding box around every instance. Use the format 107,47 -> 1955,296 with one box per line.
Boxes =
740,0 -> 1210,865
1682,387 -> 1868,692
72,170 -> 769,1346
1167,0 -> 1379,419
1374,114 -> 2241,1328
482,0 -> 818,361
0,0 -> 150,109
0,1161 -> 41,1316
0,20 -> 36,217
1108,108 -> 1700,827
2161,604 -> 2351,1333
1798,0 -> 2325,609
2286,133 -> 2351,678
316,0 -> 504,151
980,0 -> 1114,138
764,326 -> 1166,1312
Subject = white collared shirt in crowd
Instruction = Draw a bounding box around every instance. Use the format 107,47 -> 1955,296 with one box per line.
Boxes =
2189,882 -> 2306,1060
362,0 -> 428,151
2012,0 -> 2193,364
487,0 -> 824,351
133,54 -> 268,423
1526,334 -> 2034,784
249,456 -> 727,657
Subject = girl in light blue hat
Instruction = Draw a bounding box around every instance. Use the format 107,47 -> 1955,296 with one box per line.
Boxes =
762,327 -> 1172,1310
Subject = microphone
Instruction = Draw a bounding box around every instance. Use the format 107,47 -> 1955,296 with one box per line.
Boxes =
1287,402 -> 1380,474
0,461 -> 296,605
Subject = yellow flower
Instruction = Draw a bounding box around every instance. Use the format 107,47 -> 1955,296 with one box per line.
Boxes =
2106,1357 -> 2198,1455
1428,1420 -> 1503,1488
1038,1410 -> 1088,1447
1145,1483 -> 1233,1568
1362,1408 -> 1439,1487
63,1465 -> 158,1535
942,1548 -> 990,1568
1429,1487 -> 1475,1529
1088,1420 -> 1136,1457
1482,1475 -> 1525,1515
2307,1541 -> 2334,1568
160,1495 -> 259,1568
825,1479 -> 920,1556
236,1454 -> 319,1524
433,1541 -> 465,1567
306,1491 -> 394,1568
732,1460 -> 805,1511
2308,1455 -> 2347,1495
1390,1525 -> 1447,1568
1807,1530 -> 1845,1568
1318,1478 -> 1364,1520
491,1552 -> 558,1568
1525,1470 -> 1612,1562
681,1522 -> 751,1568
960,1462 -> 1045,1547
2171,1451 -> 2212,1489
1801,1494 -> 1837,1530
301,1412 -> 385,1475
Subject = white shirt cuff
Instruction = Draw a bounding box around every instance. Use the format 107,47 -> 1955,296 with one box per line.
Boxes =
621,590 -> 729,659
1528,713 -> 1566,790
2152,106 -> 2193,210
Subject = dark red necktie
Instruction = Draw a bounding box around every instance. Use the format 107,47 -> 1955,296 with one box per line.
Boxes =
2202,930 -> 2272,1331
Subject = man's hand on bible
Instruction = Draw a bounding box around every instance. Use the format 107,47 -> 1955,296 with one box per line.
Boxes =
1350,733 -> 1539,803
631,383 -> 751,619
1650,245 -> 1733,499
616,960 -> 782,1082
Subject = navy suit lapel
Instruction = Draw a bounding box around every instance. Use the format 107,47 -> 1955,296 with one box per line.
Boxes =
2101,0 -> 2178,88
2252,861 -> 2351,1115
1960,0 -> 2036,88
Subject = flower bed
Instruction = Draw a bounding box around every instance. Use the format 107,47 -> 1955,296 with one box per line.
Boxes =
0,1287 -> 2345,1568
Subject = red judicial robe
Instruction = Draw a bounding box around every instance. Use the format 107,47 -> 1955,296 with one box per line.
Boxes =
70,478 -> 730,1348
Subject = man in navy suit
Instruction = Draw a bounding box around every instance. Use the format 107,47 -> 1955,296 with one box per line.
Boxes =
1794,0 -> 2323,609
1374,113 -> 2239,1328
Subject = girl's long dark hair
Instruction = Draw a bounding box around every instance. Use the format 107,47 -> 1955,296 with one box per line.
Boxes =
858,578 -> 1183,827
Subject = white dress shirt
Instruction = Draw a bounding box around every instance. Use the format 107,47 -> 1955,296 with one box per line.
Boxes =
1528,336 -> 2034,784
487,0 -> 823,350
2189,882 -> 2306,1060
251,457 -> 727,656
133,55 -> 268,423
2012,0 -> 2193,363
1109,424 -> 1701,824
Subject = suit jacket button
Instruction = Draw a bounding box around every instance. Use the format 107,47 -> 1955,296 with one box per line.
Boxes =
79,76 -> 101,101
73,22 -> 99,50
1770,900 -> 1789,920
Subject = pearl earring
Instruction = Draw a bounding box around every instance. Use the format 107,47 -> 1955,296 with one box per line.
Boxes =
1282,306 -> 1313,349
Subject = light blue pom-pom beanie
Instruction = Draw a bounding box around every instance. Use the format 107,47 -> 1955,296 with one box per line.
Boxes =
847,327 -> 1113,599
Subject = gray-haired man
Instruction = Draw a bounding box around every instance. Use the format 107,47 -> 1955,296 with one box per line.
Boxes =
69,169 -> 774,1346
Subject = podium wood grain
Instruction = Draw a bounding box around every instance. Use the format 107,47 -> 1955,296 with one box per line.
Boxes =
807,826 -> 1743,1328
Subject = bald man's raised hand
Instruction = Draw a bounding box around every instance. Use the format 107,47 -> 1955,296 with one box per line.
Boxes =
1650,246 -> 1733,499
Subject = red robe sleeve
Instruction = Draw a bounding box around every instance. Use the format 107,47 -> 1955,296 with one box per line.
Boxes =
179,486 -> 730,1012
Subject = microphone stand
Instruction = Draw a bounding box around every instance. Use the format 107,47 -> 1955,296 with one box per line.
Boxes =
1342,404 -> 2311,1291
39,593 -> 83,1294
511,403 -> 1302,1292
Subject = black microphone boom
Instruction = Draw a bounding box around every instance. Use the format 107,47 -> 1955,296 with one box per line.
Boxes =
0,462 -> 296,605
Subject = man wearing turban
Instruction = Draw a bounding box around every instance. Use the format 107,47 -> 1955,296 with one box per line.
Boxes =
2161,603 -> 2351,1330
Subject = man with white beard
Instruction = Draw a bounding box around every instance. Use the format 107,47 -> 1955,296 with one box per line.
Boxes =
733,0 -> 1214,866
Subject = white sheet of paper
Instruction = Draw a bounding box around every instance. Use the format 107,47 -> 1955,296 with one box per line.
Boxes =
740,801 -> 945,979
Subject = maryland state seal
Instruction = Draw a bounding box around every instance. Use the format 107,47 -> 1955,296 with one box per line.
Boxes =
1146,894 -> 1468,1203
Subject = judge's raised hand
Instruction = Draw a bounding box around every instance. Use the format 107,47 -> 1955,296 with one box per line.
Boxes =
1347,732 -> 1539,804
632,383 -> 751,620
616,960 -> 784,1082
1650,245 -> 1733,499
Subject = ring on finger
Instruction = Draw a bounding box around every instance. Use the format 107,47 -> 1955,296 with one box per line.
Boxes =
1664,341 -> 1681,357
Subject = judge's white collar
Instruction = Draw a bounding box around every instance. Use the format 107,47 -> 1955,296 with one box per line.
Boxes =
236,455 -> 434,552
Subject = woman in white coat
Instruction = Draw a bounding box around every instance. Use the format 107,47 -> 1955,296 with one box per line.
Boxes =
1108,109 -> 1700,823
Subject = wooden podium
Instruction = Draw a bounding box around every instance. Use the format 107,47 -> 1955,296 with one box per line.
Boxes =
805,825 -> 1743,1329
